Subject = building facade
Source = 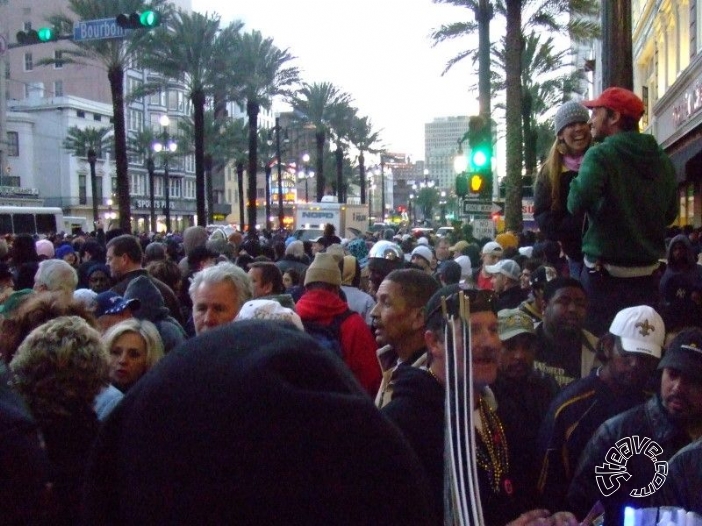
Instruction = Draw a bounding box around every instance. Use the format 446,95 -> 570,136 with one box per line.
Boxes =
633,0 -> 702,226
424,116 -> 469,193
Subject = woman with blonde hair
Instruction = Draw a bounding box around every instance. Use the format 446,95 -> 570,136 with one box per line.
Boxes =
534,100 -> 592,279
103,318 -> 164,392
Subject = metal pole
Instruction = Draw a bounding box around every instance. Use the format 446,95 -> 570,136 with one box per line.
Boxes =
164,158 -> 171,233
477,0 -> 493,120
275,117 -> 284,229
264,164 -> 272,231
305,173 -> 309,203
380,159 -> 386,222
88,149 -> 99,223
147,157 -> 156,233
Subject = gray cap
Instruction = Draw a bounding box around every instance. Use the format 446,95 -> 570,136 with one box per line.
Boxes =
554,101 -> 590,134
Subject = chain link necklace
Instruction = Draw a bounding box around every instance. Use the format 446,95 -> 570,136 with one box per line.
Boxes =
476,395 -> 511,495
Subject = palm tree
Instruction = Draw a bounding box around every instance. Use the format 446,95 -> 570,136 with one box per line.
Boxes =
348,115 -> 383,205
126,128 -> 159,232
432,0 -> 598,231
228,30 -> 299,236
43,0 -> 172,232
63,125 -> 111,223
291,82 -> 353,202
328,103 -> 357,203
138,11 -> 244,226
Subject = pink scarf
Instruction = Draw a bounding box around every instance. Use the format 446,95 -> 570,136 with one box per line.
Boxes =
563,154 -> 584,172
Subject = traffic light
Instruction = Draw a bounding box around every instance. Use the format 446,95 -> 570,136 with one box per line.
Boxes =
469,174 -> 486,194
467,115 -> 492,172
456,174 -> 468,197
116,10 -> 161,29
16,27 -> 58,45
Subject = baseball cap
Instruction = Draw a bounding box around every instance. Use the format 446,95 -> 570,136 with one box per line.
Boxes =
236,299 -> 303,330
498,309 -> 536,341
582,87 -> 645,120
94,291 -> 140,318
454,255 -> 472,278
485,259 -> 521,281
481,241 -> 503,256
411,245 -> 433,265
658,327 -> 702,379
449,240 -> 469,253
609,305 -> 665,359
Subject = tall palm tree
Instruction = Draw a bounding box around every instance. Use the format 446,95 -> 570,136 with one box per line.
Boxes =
432,0 -> 598,231
228,30 -> 299,236
138,11 -> 244,226
126,128 -> 158,232
291,82 -> 353,202
348,115 -> 383,205
328,103 -> 357,204
63,125 -> 112,223
43,0 -> 172,232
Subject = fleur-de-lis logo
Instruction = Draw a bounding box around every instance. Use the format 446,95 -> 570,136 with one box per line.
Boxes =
636,320 -> 655,336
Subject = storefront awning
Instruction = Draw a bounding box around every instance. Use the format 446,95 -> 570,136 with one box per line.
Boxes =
668,131 -> 702,183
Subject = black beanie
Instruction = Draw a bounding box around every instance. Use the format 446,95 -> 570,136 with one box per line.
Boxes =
82,320 -> 435,525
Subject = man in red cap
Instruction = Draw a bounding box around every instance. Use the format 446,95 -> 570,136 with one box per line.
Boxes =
567,87 -> 677,337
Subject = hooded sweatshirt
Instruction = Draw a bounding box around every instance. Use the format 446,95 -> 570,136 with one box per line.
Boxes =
567,132 -> 678,267
295,288 -> 380,395
124,275 -> 187,353
659,233 -> 702,300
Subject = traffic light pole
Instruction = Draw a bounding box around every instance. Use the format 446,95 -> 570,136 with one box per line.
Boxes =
602,0 -> 633,89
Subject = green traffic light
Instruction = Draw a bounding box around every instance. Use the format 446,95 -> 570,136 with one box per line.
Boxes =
139,10 -> 161,28
471,149 -> 489,169
37,27 -> 55,42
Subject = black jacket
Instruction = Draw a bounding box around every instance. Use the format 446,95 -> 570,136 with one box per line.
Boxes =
568,395 -> 692,526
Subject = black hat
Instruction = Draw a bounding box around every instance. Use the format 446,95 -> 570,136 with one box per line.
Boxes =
659,327 -> 702,380
425,284 -> 497,324
82,320 -> 435,525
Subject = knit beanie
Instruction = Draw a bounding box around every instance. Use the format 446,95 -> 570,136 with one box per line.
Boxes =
81,320 -> 436,525
554,101 -> 590,135
304,252 -> 341,287
35,239 -> 55,259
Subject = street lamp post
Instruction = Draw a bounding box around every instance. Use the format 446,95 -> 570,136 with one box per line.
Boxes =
153,115 -> 177,233
380,157 -> 386,222
87,148 -> 98,224
367,175 -> 376,219
147,157 -> 156,233
409,193 -> 415,226
300,153 -> 314,203
271,117 -> 289,230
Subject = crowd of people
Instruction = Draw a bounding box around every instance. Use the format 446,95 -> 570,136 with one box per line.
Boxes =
1,87 -> 701,525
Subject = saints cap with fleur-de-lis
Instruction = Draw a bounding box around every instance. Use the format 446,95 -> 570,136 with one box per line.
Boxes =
659,327 -> 702,380
609,305 -> 665,359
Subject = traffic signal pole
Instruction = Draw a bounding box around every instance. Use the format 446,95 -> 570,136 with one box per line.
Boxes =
476,0 -> 493,120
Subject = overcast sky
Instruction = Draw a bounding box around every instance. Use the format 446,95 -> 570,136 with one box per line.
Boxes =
192,0 -> 481,162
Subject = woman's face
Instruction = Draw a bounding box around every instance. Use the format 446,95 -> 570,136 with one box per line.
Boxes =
109,332 -> 149,390
88,270 -> 111,293
282,272 -> 293,289
559,121 -> 591,156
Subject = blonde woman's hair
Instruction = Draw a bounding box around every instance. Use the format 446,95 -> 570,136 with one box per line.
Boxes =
103,318 -> 164,370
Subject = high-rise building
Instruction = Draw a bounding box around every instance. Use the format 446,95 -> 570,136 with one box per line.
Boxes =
424,116 -> 469,191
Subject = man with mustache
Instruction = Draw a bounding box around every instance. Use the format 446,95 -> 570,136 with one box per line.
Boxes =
568,327 -> 702,526
536,305 -> 664,511
533,277 -> 600,388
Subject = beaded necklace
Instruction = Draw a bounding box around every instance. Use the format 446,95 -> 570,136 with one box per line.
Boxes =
475,395 -> 512,495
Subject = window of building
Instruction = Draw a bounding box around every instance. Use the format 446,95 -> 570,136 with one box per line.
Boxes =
24,53 -> 33,72
54,50 -> 63,69
78,174 -> 87,205
128,77 -> 143,102
111,177 -> 117,195
95,176 -> 104,203
171,177 -> 182,198
77,110 -> 86,118
23,20 -> 31,30
127,109 -> 143,132
7,132 -> 19,156
54,80 -> 63,97
155,175 -> 163,197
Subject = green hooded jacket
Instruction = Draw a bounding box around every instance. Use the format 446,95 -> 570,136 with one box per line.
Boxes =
567,131 -> 678,266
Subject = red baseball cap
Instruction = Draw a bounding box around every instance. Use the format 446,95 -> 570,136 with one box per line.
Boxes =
582,87 -> 645,119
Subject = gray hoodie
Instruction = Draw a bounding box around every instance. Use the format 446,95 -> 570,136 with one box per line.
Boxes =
124,275 -> 187,353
